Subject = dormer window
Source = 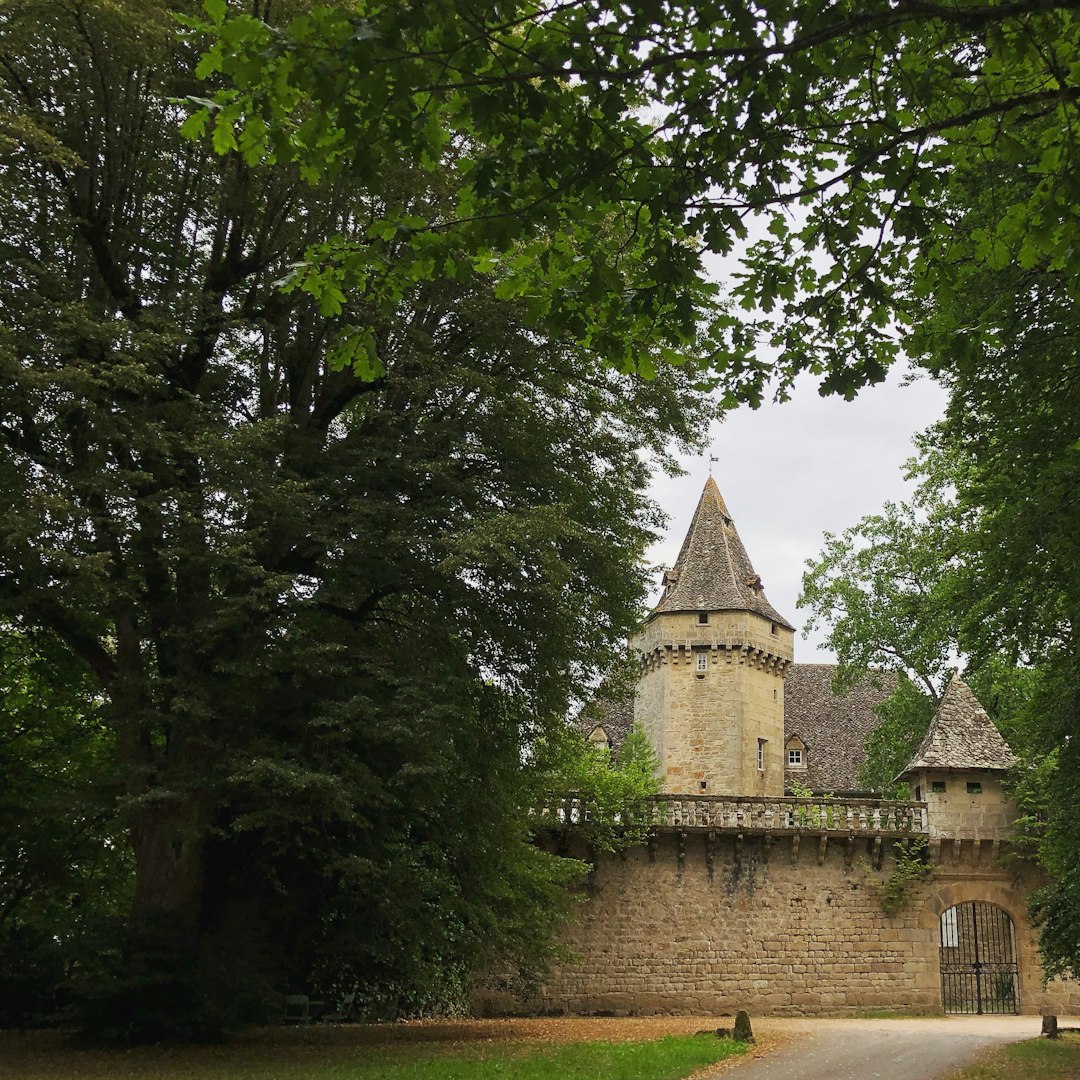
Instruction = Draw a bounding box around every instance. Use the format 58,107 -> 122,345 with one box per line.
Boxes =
588,726 -> 611,752
785,736 -> 807,770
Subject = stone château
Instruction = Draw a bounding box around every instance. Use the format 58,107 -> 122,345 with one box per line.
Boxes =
480,477 -> 1080,1018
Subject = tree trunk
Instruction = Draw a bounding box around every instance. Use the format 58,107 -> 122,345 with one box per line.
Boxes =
129,792 -> 211,924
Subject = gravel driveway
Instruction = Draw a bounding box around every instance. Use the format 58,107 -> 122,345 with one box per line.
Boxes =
705,1016 -> 1046,1080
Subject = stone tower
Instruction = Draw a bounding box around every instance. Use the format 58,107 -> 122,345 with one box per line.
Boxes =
897,675 -> 1018,841
632,478 -> 794,796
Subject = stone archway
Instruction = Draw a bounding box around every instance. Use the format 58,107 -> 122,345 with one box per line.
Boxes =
938,901 -> 1019,1014
919,882 -> 1028,1015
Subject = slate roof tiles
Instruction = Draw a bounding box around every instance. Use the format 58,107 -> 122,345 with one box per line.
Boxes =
783,664 -> 898,793
898,675 -> 1016,777
652,477 -> 793,629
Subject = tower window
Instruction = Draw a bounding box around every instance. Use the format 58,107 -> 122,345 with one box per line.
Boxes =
967,781 -> 983,795
757,739 -> 766,771
770,622 -> 778,635
695,652 -> 708,672
698,611 -> 709,624
932,781 -> 947,794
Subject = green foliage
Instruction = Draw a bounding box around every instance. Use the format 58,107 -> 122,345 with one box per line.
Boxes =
787,776 -> 839,827
0,0 -> 716,1040
0,627 -> 133,1029
938,1037 -> 1080,1080
872,840 -> 933,918
799,491 -> 962,701
0,1031 -> 750,1080
858,677 -> 936,798
539,721 -> 662,854
194,0 -> 1080,404
325,1036 -> 749,1080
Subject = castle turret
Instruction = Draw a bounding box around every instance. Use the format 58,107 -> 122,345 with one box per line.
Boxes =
897,675 -> 1017,840
632,477 -> 794,795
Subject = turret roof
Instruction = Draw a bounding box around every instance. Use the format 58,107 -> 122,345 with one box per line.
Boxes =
898,675 -> 1017,778
652,477 -> 793,628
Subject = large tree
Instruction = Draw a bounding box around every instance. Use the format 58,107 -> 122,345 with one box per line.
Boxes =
0,0 -> 714,1037
799,113 -> 1080,966
198,0 -> 1080,401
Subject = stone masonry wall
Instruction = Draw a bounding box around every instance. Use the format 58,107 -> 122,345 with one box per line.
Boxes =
910,769 -> 1018,841
477,832 -> 1080,1017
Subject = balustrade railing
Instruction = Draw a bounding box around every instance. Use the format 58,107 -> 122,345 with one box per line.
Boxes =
536,793 -> 928,836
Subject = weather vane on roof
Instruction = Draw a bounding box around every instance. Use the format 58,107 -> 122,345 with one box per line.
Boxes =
707,451 -> 718,475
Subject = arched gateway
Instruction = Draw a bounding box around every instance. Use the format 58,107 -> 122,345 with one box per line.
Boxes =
939,901 -> 1019,1014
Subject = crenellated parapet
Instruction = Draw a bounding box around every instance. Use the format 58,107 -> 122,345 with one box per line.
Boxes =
638,641 -> 792,675
633,609 -> 793,671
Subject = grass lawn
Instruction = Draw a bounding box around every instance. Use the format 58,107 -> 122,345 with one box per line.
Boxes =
0,1024 -> 750,1080
941,1035 -> 1080,1079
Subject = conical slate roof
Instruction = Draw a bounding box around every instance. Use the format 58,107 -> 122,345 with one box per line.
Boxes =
652,477 -> 793,628
899,675 -> 1017,778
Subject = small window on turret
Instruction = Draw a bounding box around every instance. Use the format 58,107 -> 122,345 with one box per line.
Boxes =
770,622 -> 778,635
695,652 -> 708,672
698,611 -> 709,624
932,781 -> 947,793
967,782 -> 983,795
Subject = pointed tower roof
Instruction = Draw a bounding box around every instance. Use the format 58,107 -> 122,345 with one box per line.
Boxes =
652,477 -> 793,628
898,675 -> 1017,778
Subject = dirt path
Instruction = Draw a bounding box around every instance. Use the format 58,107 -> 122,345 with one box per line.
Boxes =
704,1016 -> 1047,1080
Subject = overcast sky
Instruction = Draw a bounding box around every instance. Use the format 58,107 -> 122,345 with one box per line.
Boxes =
644,365 -> 949,663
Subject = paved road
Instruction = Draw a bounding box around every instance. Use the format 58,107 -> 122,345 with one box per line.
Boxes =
705,1016 -> 1046,1080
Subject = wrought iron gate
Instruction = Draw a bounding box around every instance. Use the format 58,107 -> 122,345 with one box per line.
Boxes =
939,902 -> 1019,1014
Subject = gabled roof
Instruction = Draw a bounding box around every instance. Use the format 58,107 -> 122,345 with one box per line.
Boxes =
898,675 -> 1016,778
652,477 -> 793,628
575,672 -> 635,749
784,664 -> 898,793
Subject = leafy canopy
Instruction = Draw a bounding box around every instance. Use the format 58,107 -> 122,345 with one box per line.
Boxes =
0,0 -> 717,1037
195,0 -> 1080,402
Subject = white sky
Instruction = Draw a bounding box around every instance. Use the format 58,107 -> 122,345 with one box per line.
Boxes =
645,365 -> 949,662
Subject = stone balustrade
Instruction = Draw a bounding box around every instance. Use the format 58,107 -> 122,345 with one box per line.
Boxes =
538,793 -> 928,837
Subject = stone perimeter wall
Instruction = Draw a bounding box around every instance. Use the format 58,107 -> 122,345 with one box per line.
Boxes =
477,833 -> 1080,1017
